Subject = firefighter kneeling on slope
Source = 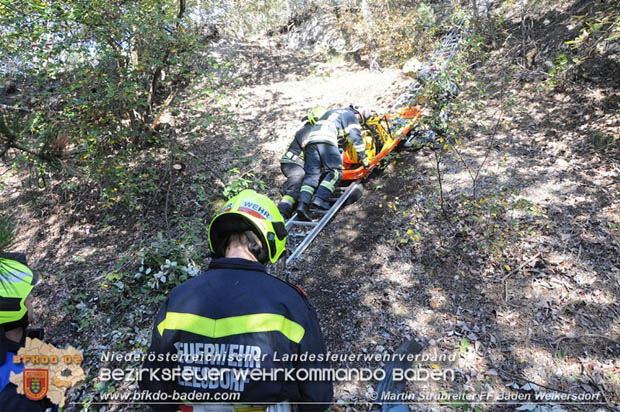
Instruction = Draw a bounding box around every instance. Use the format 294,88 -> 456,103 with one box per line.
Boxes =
139,189 -> 334,412
277,107 -> 327,220
296,105 -> 372,221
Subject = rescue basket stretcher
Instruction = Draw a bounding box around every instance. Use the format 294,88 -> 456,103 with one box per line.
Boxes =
341,106 -> 422,181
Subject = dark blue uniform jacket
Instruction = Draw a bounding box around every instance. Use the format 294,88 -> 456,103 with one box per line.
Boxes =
139,258 -> 333,411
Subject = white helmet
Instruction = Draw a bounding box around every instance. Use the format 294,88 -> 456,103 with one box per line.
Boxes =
349,105 -> 376,124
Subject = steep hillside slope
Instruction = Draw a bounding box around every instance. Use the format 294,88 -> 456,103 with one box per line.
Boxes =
0,1 -> 618,410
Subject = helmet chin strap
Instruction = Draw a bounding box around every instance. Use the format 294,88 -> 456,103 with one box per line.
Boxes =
245,231 -> 268,264
349,104 -> 365,124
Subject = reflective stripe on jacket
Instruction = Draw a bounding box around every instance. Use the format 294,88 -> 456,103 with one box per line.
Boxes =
139,258 -> 333,412
301,108 -> 365,160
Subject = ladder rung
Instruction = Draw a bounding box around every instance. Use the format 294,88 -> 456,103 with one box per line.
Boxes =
289,220 -> 319,226
285,181 -> 361,265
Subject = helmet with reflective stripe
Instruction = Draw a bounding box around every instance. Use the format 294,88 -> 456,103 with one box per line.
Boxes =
208,190 -> 287,264
307,106 -> 327,126
0,257 -> 38,328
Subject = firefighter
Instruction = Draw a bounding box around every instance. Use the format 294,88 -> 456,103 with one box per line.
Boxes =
0,253 -> 57,411
295,105 -> 370,221
277,107 -> 327,220
139,189 -> 333,412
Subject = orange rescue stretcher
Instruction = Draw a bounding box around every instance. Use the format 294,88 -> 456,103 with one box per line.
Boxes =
342,106 -> 422,181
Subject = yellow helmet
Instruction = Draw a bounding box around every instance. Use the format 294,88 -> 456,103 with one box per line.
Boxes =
208,190 -> 287,264
307,106 -> 327,126
0,256 -> 37,328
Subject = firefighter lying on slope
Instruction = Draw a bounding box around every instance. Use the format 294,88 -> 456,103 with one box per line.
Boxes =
296,105 -> 372,221
277,107 -> 327,220
139,190 -> 334,411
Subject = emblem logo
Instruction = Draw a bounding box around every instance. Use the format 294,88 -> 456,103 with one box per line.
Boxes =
24,369 -> 49,401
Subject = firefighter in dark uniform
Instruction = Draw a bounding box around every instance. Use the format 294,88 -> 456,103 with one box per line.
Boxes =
0,253 -> 57,412
277,107 -> 327,220
295,105 -> 371,221
140,189 -> 333,412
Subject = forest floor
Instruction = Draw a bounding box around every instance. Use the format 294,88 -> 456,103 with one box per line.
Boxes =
1,9 -> 619,412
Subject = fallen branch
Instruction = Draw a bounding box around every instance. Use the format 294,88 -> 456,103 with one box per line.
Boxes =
433,150 -> 455,234
8,141 -> 47,160
502,251 -> 541,281
0,117 -> 46,160
149,89 -> 179,131
472,107 -> 504,200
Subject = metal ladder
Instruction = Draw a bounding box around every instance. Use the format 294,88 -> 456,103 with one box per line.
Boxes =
284,182 -> 361,266
432,18 -> 465,63
393,19 -> 465,110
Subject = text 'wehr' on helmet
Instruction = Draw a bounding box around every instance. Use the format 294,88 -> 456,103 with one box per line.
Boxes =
208,190 -> 287,264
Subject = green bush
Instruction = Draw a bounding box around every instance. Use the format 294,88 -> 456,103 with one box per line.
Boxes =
222,167 -> 266,198
133,233 -> 203,292
0,0 -> 205,210
588,131 -> 618,149
361,1 -> 465,65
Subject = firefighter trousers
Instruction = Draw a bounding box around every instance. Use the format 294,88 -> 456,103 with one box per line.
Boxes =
298,142 -> 342,205
279,162 -> 305,204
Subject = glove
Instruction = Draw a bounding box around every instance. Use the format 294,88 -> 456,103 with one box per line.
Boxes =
362,157 -> 370,168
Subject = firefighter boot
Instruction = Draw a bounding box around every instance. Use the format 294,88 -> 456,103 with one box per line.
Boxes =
296,202 -> 313,222
277,201 -> 293,220
311,196 -> 331,210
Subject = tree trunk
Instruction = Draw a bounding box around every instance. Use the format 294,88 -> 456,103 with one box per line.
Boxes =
361,0 -> 379,71
146,0 -> 186,119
